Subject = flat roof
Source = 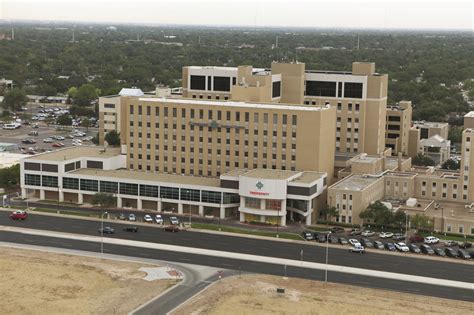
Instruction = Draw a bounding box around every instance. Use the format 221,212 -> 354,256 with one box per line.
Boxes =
464,111 -> 474,118
354,155 -> 380,164
330,174 -> 382,191
71,168 -> 221,188
291,171 -> 325,184
137,97 -> 331,112
413,121 -> 448,128
241,169 -> 299,180
221,169 -> 249,178
25,146 -> 121,161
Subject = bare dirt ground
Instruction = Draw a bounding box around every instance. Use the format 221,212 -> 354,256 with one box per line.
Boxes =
173,274 -> 473,315
0,247 -> 176,315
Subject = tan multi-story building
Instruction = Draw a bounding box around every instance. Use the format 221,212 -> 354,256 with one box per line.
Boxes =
385,101 -> 412,156
413,121 -> 449,140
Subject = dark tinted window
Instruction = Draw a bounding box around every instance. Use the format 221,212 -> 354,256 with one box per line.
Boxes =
42,163 -> 58,173
190,75 -> 206,90
306,81 -> 336,97
214,76 -> 231,92
65,162 -> 75,172
344,82 -> 363,98
272,81 -> 281,98
24,162 -> 40,171
87,160 -> 103,169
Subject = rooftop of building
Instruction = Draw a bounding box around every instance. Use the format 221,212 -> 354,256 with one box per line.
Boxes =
329,174 -> 383,191
25,146 -> 122,161
71,168 -> 222,188
420,135 -> 450,147
353,154 -> 381,164
464,111 -> 474,118
137,97 -> 331,112
290,171 -> 325,184
385,171 -> 417,178
221,169 -> 325,184
413,121 -> 448,128
242,169 -> 300,180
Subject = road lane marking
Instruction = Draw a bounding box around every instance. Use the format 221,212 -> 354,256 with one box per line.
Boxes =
2,225 -> 473,291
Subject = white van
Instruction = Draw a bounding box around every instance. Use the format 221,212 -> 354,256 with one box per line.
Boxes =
3,124 -> 16,130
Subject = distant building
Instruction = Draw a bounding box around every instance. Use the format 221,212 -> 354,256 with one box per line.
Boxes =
0,78 -> 13,95
385,101 -> 413,156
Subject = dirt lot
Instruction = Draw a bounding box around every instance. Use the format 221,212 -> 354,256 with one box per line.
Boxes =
174,274 -> 473,315
0,247 -> 175,315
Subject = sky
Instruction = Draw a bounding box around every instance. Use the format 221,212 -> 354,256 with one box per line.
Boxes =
0,0 -> 472,30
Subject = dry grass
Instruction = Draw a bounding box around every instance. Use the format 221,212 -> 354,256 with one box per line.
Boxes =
0,247 -> 175,315
173,274 -> 473,315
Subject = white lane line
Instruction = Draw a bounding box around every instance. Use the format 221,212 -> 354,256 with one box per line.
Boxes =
2,226 -> 474,291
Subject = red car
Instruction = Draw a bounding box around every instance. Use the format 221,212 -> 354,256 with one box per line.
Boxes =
409,235 -> 424,243
10,210 -> 28,220
52,142 -> 65,147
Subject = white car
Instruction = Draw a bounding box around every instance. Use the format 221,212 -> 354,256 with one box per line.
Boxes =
349,245 -> 365,253
348,239 -> 361,246
395,242 -> 409,252
361,230 -> 375,237
144,215 -> 153,223
43,138 -> 54,143
56,136 -> 65,140
169,216 -> 179,225
155,214 -> 164,224
424,236 -> 440,244
379,232 -> 394,239
128,214 -> 136,221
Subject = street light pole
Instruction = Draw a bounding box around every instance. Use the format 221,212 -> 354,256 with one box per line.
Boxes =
405,211 -> 409,238
325,231 -> 331,282
276,207 -> 280,238
101,211 -> 108,255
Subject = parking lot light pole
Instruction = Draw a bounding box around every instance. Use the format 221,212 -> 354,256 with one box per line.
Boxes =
101,211 -> 108,255
325,231 -> 331,282
404,211 -> 409,238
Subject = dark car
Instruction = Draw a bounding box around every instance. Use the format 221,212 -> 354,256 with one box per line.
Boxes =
360,238 -> 374,248
420,244 -> 435,255
408,243 -> 421,253
98,227 -> 115,234
384,243 -> 396,251
373,240 -> 384,250
434,248 -> 446,257
469,251 -> 474,259
458,249 -> 471,260
393,233 -> 406,241
330,227 -> 345,234
444,240 -> 458,247
409,235 -> 424,243
338,237 -> 349,245
123,226 -> 138,232
459,242 -> 472,249
349,229 -> 362,236
329,235 -> 339,244
164,225 -> 180,232
445,247 -> 458,258
317,234 -> 327,243
118,213 -> 126,220
301,231 -> 315,241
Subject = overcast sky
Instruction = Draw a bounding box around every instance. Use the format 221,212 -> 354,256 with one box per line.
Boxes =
1,0 -> 472,30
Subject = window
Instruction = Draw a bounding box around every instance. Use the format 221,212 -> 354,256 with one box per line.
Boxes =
201,190 -> 222,204
306,81 -> 337,97
63,177 -> 79,190
213,76 -> 231,91
80,179 -> 98,192
104,103 -> 115,109
344,82 -> 363,98
388,116 -> 401,122
190,75 -> 206,90
266,199 -> 282,210
119,183 -> 139,195
42,175 -> 58,188
245,197 -> 260,209
130,105 -> 134,114
25,174 -> 41,186
160,186 -> 180,199
100,181 -> 118,193
337,103 -> 341,110
272,81 -> 281,98
292,115 -> 297,125
180,188 -> 200,202
459,225 -> 464,234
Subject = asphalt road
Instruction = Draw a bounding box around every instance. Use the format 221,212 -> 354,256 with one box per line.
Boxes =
1,212 -> 472,283
0,231 -> 473,302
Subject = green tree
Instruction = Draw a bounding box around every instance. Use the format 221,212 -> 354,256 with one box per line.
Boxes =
92,192 -> 115,212
0,164 -> 20,189
410,214 -> 433,230
67,86 -> 78,99
412,153 -> 436,167
320,206 -> 339,226
441,159 -> 460,170
81,117 -> 91,131
74,84 -> 98,106
104,130 -> 120,146
448,127 -> 462,144
56,114 -> 72,127
359,201 -> 393,228
2,88 -> 27,112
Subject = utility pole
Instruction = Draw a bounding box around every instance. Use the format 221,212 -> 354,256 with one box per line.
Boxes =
357,35 -> 360,50
11,27 -> 14,40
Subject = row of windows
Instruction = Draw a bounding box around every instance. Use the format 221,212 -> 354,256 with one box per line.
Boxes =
130,127 -> 297,139
305,81 -> 363,99
25,174 -> 59,188
337,103 -> 360,112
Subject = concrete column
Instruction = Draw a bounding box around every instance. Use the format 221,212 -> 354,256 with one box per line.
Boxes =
240,211 -> 245,222
220,206 -> 225,219
157,200 -> 162,212
178,203 -> 183,214
21,188 -> 26,199
137,198 -> 142,210
260,199 -> 265,210
280,215 -> 286,227
39,190 -> 45,200
199,205 -> 204,216
260,215 -> 266,223
59,190 -> 64,202
116,196 -> 122,208
77,193 -> 83,204
240,196 -> 245,207
306,213 -> 312,226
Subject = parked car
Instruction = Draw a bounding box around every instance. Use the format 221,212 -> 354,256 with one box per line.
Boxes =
118,213 -> 126,220
123,226 -> 138,232
409,235 -> 424,243
155,214 -> 164,224
28,131 -> 38,136
317,234 -> 327,243
420,244 -> 435,255
330,227 -> 345,234
393,233 -> 406,241
10,210 -> 27,220
144,215 -> 153,223
164,225 -> 180,232
384,243 -> 396,251
445,247 -> 458,258
43,138 -> 54,143
458,249 -> 471,260
349,229 -> 362,236
349,245 -> 365,253
373,240 -> 384,250
170,216 -> 179,225
424,236 -> 440,244
338,237 -> 349,245
459,242 -> 472,249
361,230 -> 375,237
329,235 -> 339,244
434,248 -> 446,257
52,142 -> 65,147
98,227 -> 115,234
360,238 -> 374,248
379,232 -> 394,239
444,240 -> 458,247
22,139 -> 36,144
302,231 -> 315,241
394,242 -> 409,252
128,214 -> 136,221
408,243 -> 421,253
348,239 -> 361,246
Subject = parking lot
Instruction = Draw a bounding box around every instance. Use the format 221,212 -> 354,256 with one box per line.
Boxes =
302,228 -> 474,261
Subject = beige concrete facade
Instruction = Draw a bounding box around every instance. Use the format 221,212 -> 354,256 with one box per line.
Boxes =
463,111 -> 474,129
385,101 -> 412,156
413,121 -> 449,140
